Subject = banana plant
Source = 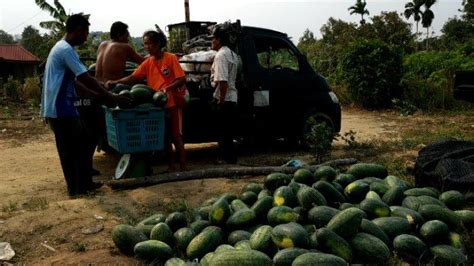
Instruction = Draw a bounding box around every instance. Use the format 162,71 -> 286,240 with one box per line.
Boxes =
35,0 -> 89,36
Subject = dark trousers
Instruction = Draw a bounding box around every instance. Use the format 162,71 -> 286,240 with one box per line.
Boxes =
218,101 -> 238,163
48,117 -> 92,195
76,98 -> 103,174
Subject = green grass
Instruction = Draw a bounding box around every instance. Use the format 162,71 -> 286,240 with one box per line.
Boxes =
401,126 -> 469,150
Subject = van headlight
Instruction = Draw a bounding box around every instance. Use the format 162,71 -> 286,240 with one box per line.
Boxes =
328,91 -> 339,104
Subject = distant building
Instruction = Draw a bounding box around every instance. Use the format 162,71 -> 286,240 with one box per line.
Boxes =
0,44 -> 40,84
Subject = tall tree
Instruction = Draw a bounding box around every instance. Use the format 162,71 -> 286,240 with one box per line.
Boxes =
461,0 -> 474,22
348,0 -> 370,25
441,17 -> 474,49
0,30 -> 15,44
20,26 -> 44,56
364,11 -> 415,54
404,0 -> 424,46
297,29 -> 318,60
421,0 -> 437,49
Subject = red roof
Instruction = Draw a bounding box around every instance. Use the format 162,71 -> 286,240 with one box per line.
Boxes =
0,44 -> 40,63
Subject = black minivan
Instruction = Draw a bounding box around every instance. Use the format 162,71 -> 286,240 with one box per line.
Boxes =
180,24 -> 341,145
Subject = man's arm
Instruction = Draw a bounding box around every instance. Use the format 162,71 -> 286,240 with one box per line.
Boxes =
75,80 -> 99,98
77,72 -> 130,106
105,74 -> 139,89
127,45 -> 145,64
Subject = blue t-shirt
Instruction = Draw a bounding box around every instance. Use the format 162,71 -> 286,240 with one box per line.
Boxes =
40,40 -> 87,118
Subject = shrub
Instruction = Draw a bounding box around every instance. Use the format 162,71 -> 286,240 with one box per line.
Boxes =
331,84 -> 352,105
340,39 -> 403,109
22,76 -> 42,106
2,76 -> 22,101
401,50 -> 474,110
305,118 -> 335,163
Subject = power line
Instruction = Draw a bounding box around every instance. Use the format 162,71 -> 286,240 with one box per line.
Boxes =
6,10 -> 44,34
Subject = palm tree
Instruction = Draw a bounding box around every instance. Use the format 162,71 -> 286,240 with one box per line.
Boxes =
422,0 -> 437,49
404,0 -> 424,47
348,0 -> 370,25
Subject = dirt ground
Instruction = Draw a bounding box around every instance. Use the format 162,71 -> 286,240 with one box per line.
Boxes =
0,106 -> 470,264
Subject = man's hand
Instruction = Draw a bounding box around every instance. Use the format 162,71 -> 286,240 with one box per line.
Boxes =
218,97 -> 225,105
102,92 -> 132,108
112,94 -> 132,108
105,80 -> 117,90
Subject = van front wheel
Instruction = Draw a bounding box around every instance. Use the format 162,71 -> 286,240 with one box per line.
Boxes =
300,113 -> 336,150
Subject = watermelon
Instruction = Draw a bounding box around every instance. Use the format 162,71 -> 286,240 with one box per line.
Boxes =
133,240 -> 173,261
111,224 -> 148,255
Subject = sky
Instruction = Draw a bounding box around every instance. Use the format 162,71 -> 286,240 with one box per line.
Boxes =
0,0 -> 465,42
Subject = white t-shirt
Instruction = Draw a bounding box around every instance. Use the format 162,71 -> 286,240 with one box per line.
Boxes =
211,46 -> 238,103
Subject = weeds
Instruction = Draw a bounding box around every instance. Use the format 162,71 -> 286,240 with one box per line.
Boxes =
400,125 -> 468,149
0,105 -> 13,119
380,157 -> 412,181
22,197 -> 49,211
71,242 -> 87,252
1,201 -> 18,213
164,199 -> 189,213
392,98 -> 418,116
305,118 -> 335,163
112,206 -> 139,225
55,203 -> 68,211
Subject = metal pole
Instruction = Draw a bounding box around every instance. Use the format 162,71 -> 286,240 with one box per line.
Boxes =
185,0 -> 190,22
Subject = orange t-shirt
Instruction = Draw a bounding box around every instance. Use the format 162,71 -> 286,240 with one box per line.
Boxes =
132,52 -> 185,108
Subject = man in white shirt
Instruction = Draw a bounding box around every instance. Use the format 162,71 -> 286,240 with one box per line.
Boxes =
210,26 -> 238,164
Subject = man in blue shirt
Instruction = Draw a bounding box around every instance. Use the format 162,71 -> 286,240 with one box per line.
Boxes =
41,14 -> 130,197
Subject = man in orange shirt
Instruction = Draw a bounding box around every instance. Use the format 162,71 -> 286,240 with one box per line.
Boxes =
106,31 -> 187,172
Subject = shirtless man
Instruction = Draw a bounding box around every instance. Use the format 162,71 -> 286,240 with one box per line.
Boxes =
77,21 -> 143,175
95,21 -> 144,82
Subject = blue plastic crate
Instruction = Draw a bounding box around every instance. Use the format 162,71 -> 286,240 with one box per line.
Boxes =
104,106 -> 165,154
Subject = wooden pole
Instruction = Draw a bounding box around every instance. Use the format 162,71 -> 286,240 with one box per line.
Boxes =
184,0 -> 190,22
105,158 -> 358,190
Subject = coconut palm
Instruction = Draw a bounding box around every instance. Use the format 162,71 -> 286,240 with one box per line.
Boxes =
348,0 -> 370,25
404,0 -> 424,45
422,0 -> 437,49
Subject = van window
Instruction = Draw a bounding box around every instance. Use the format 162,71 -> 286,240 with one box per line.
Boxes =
254,36 -> 299,71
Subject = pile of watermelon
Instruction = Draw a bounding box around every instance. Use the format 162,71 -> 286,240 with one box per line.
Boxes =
111,83 -> 167,109
111,162 -> 474,265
